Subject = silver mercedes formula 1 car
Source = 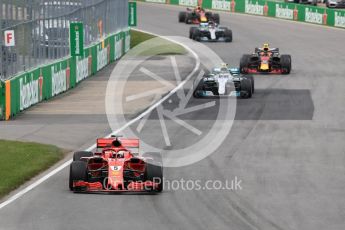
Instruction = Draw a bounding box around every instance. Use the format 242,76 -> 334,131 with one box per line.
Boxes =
189,21 -> 232,42
193,64 -> 254,98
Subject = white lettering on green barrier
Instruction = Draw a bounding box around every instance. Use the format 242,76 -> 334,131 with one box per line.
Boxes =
212,0 -> 230,11
125,34 -> 131,53
97,47 -> 108,71
75,30 -> 80,55
19,76 -> 39,110
276,4 -> 293,20
52,66 -> 67,96
335,12 -> 345,28
76,57 -> 89,83
245,0 -> 264,16
145,0 -> 166,3
115,38 -> 123,60
305,8 -> 323,24
179,0 -> 198,6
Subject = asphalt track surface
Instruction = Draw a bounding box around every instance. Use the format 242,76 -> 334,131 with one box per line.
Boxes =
1,2 -> 345,230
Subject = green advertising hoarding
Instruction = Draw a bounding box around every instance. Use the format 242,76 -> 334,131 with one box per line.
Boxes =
129,2 -> 138,26
0,81 -> 5,119
210,0 -> 232,11
334,10 -> 345,28
176,0 -> 199,6
143,0 -> 345,29
146,0 -> 166,3
70,22 -> 84,57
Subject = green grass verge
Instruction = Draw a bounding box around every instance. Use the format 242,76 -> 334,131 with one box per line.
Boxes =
130,30 -> 187,55
130,30 -> 156,48
0,140 -> 65,198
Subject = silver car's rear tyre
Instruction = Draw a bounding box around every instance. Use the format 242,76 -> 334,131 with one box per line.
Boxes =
224,29 -> 232,43
245,75 -> 255,93
240,78 -> 253,99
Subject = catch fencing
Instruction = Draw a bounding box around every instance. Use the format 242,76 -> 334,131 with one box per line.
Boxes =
0,0 -> 128,80
0,0 -> 131,120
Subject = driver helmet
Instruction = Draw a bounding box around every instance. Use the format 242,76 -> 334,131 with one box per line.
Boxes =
115,150 -> 126,158
262,43 -> 270,51
221,63 -> 228,68
220,65 -> 229,75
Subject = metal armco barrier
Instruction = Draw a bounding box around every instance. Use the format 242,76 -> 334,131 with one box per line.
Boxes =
145,0 -> 345,28
0,29 -> 130,120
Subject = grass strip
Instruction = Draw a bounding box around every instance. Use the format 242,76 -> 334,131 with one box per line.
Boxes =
0,140 -> 66,198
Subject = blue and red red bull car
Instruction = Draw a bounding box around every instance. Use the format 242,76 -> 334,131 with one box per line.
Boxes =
178,6 -> 220,24
240,44 -> 292,74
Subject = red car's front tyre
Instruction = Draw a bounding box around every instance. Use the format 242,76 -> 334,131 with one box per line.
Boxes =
69,161 -> 88,191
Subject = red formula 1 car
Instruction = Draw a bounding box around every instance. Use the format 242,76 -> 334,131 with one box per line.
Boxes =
178,6 -> 220,24
239,43 -> 292,74
69,136 -> 163,193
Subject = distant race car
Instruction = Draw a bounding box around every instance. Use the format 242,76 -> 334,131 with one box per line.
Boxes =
189,22 -> 232,42
193,64 -> 254,98
69,136 -> 163,193
240,43 -> 291,74
178,6 -> 220,24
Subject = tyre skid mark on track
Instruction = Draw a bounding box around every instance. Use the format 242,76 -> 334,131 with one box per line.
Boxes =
204,157 -> 286,230
230,75 -> 286,159
195,77 -> 289,230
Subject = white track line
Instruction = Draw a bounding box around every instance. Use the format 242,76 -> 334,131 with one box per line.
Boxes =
0,28 -> 200,210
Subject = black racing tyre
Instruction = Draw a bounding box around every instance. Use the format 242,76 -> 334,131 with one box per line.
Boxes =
193,89 -> 203,98
213,13 -> 220,24
280,54 -> 291,74
212,88 -> 219,96
245,75 -> 255,94
240,54 -> 251,74
193,77 -> 205,98
69,161 -> 88,191
185,13 -> 193,24
193,29 -> 201,41
224,29 -> 232,42
73,151 -> 93,161
178,12 -> 187,22
189,27 -> 197,39
145,162 -> 163,192
240,78 -> 253,99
